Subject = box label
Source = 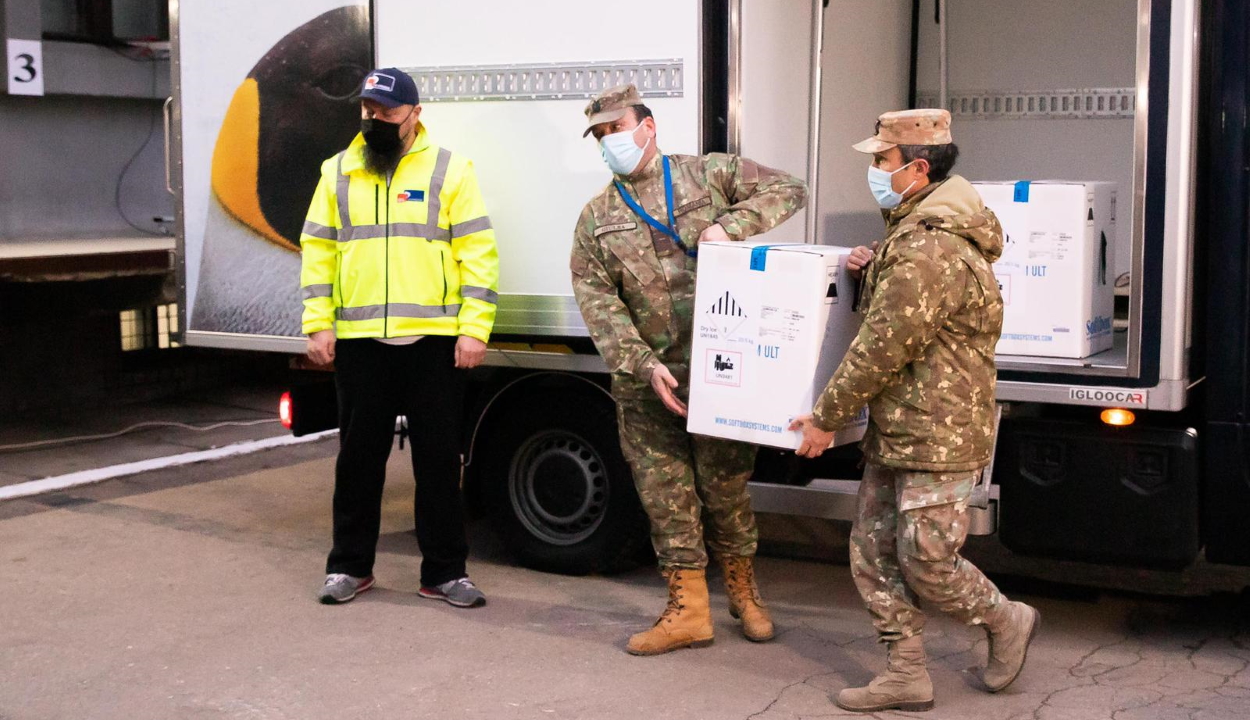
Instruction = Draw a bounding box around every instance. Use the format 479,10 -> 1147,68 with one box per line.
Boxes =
759,305 -> 806,342
712,415 -> 785,435
704,349 -> 742,387
1086,315 -> 1113,339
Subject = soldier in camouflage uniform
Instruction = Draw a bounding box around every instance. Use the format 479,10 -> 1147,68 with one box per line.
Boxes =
569,84 -> 807,656
790,109 -> 1041,712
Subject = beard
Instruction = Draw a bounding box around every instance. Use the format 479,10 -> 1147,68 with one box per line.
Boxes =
361,141 -> 405,179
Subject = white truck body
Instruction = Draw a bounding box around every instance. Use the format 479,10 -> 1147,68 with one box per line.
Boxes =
169,0 -> 1219,574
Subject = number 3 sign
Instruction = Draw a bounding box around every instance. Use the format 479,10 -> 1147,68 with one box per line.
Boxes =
7,39 -> 44,96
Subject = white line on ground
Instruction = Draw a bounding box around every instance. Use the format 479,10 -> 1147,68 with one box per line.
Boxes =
0,430 -> 339,502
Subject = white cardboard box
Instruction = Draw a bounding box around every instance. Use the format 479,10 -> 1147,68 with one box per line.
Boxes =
687,241 -> 868,450
973,181 -> 1117,358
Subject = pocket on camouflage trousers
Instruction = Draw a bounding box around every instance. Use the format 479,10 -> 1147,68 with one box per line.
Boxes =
902,501 -> 969,563
897,471 -> 977,512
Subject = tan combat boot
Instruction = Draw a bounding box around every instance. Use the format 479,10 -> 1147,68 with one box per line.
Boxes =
719,555 -> 775,642
626,568 -> 714,656
835,635 -> 935,713
982,600 -> 1041,692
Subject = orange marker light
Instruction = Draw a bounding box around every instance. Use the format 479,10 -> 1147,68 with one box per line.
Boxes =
279,392 -> 293,430
1100,408 -> 1135,427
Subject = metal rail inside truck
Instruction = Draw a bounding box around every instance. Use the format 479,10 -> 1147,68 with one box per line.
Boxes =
168,0 -> 1250,581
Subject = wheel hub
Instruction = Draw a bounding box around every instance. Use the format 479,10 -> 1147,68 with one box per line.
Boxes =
509,430 -> 609,546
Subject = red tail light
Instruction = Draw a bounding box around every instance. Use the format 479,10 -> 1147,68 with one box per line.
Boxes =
279,392 -> 293,429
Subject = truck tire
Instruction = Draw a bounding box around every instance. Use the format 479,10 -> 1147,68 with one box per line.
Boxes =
478,393 -> 649,575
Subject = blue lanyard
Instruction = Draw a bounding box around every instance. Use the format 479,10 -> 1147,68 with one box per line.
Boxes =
614,156 -> 696,258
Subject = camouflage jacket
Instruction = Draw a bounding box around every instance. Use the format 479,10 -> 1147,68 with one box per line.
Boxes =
571,152 -> 807,399
812,176 -> 1004,472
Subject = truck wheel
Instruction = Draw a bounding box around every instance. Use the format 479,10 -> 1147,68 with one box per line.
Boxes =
479,393 -> 649,575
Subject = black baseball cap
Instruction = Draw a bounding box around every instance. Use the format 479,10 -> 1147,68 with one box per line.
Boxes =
357,68 -> 419,108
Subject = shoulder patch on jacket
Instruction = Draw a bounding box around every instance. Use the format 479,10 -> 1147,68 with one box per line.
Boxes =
675,196 -> 712,215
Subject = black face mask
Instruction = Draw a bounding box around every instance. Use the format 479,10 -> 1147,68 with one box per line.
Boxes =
361,117 -> 403,153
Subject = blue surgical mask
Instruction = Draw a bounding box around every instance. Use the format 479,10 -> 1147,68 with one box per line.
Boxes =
867,161 -> 917,209
600,123 -> 652,175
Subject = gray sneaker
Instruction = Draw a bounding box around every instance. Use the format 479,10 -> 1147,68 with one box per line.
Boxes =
418,577 -> 486,608
318,573 -> 375,604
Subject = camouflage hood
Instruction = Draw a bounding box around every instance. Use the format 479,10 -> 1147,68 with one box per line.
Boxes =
888,175 -> 1003,263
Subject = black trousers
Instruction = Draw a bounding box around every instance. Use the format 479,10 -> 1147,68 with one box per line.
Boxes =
325,336 -> 468,587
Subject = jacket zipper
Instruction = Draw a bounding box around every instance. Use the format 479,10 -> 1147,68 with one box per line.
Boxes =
336,250 -> 344,306
382,177 -> 390,338
426,174 -> 448,312
441,247 -> 448,312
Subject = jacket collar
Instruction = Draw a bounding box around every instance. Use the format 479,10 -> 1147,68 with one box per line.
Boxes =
339,122 -> 432,174
884,179 -> 946,231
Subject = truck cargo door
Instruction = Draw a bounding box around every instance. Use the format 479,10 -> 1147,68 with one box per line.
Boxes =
733,0 -> 824,244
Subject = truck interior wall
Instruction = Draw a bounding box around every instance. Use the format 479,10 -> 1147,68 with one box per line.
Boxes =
913,0 -> 1139,282
0,94 -> 173,241
816,0 -> 913,248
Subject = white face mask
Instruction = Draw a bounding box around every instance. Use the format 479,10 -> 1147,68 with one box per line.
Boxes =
599,122 -> 652,175
867,160 -> 918,209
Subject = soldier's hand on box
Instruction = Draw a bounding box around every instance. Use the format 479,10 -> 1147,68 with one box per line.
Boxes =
650,365 -> 688,417
699,222 -> 731,245
455,336 -> 487,369
846,243 -> 877,279
306,329 -> 336,366
789,415 -> 834,458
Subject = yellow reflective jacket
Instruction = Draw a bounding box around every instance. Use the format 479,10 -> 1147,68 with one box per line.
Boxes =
299,125 -> 499,342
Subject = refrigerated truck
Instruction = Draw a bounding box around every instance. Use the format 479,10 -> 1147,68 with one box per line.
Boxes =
168,0 -> 1250,579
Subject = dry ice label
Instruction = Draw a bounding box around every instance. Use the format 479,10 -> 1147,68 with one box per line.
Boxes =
703,290 -> 749,339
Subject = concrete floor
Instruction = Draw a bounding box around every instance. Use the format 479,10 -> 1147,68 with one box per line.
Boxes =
2,439 -> 1248,720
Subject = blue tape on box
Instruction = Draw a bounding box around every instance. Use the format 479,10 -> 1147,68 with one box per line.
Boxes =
1013,181 -> 1031,203
749,245 -> 777,272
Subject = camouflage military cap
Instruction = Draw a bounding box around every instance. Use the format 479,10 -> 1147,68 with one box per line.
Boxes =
583,83 -> 645,137
852,109 -> 953,154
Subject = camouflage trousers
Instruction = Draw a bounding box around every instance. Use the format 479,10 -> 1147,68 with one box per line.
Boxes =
616,397 -> 759,569
850,463 -> 1005,641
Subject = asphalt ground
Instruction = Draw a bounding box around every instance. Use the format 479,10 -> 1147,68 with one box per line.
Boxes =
2,436 -> 1247,720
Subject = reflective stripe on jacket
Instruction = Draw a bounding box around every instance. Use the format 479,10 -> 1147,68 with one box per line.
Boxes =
299,125 -> 499,342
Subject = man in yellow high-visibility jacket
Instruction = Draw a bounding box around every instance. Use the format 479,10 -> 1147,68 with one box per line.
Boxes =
300,68 -> 499,608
